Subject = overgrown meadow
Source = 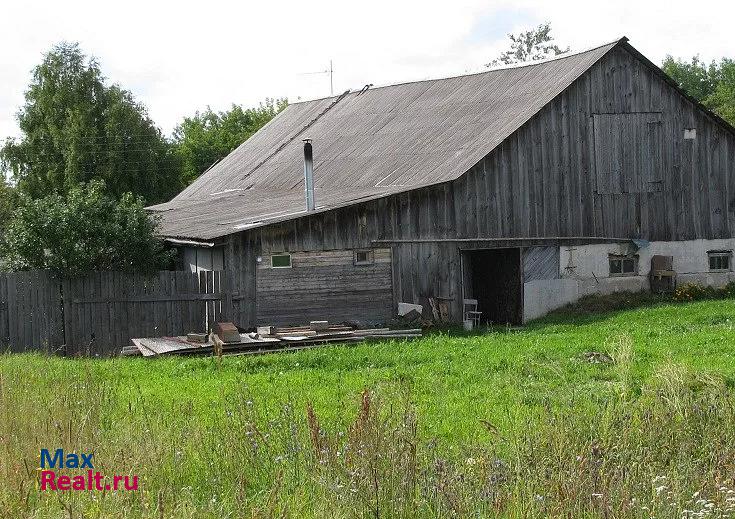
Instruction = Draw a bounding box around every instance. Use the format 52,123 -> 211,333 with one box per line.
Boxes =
2,297 -> 735,517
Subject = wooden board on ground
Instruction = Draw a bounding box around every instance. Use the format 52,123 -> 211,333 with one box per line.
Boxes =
131,323 -> 422,357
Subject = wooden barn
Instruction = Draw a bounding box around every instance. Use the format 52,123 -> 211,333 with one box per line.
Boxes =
150,37 -> 735,327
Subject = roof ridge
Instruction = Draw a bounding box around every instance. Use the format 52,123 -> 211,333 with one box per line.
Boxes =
291,37 -> 627,105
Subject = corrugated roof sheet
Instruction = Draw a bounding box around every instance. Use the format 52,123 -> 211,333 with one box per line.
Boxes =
151,39 -> 624,239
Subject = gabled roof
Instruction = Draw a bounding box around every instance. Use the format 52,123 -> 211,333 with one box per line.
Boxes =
151,38 -> 626,240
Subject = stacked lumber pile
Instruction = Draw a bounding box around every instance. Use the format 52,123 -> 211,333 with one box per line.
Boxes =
128,321 -> 420,357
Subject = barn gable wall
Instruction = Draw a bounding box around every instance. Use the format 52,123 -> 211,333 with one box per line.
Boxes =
226,45 -> 735,326
452,44 -> 734,242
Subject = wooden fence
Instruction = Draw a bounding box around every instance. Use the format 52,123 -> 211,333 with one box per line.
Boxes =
0,271 -> 64,353
0,270 -> 228,356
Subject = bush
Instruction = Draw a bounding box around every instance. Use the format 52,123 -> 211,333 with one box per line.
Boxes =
674,282 -> 735,302
0,180 -> 173,275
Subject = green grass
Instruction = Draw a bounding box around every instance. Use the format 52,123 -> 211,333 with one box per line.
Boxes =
2,297 -> 735,517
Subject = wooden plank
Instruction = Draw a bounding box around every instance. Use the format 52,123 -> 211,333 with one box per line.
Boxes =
173,271 -> 186,333
116,272 -> 128,352
199,271 -> 208,332
170,271 -> 182,337
185,271 -> 198,333
65,277 -> 76,355
61,278 -> 71,355
22,273 -> 32,352
134,273 -> 146,339
111,271 -> 122,353
215,271 -> 223,324
22,272 -> 32,352
81,274 -> 91,355
6,274 -> 18,352
94,272 -> 104,355
100,272 -> 112,354
208,271 -> 216,329
0,274 -> 8,350
38,272 -> 47,351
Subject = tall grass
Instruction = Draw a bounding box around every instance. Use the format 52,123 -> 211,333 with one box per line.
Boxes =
2,349 -> 735,517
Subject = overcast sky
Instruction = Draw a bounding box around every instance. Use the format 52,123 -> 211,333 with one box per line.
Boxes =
1,0 -> 732,141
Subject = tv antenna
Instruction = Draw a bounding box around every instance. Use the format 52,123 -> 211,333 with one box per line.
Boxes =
297,60 -> 334,96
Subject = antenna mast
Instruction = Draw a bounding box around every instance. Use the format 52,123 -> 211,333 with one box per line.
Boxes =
297,61 -> 334,96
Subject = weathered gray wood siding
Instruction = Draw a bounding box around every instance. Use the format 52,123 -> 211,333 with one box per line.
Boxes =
450,45 -> 734,241
227,44 -> 735,326
255,249 -> 393,326
225,232 -> 258,327
523,247 -> 560,282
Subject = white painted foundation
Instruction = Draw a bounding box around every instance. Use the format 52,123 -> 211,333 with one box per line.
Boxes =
523,238 -> 735,322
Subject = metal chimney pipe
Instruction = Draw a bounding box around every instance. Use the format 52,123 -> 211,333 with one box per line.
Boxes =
303,139 -> 315,212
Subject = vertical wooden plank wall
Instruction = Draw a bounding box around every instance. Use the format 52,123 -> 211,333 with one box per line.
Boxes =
225,233 -> 258,328
60,271 -> 226,356
0,271 -> 63,353
255,249 -> 393,326
1,269 -> 230,355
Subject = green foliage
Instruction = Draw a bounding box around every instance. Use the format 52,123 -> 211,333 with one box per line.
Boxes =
488,22 -> 569,67
662,55 -> 735,126
662,55 -> 719,100
0,180 -> 173,275
674,281 -> 735,301
709,59 -> 735,125
0,42 -> 181,204
2,300 -> 735,516
173,99 -> 287,185
0,176 -> 17,236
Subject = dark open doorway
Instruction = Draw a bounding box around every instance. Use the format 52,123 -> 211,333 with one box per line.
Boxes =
463,248 -> 523,325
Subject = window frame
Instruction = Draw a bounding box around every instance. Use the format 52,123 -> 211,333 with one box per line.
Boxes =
353,249 -> 375,266
608,254 -> 638,277
708,251 -> 732,272
270,253 -> 292,269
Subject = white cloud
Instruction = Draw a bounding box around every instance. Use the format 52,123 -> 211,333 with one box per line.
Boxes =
1,0 -> 733,141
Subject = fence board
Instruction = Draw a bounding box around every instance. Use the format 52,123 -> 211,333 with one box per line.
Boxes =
0,274 -> 8,350
1,270 -> 229,356
0,271 -> 63,353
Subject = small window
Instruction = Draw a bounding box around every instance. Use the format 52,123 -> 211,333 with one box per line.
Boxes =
708,251 -> 731,272
354,249 -> 374,266
271,254 -> 291,268
609,255 -> 637,276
